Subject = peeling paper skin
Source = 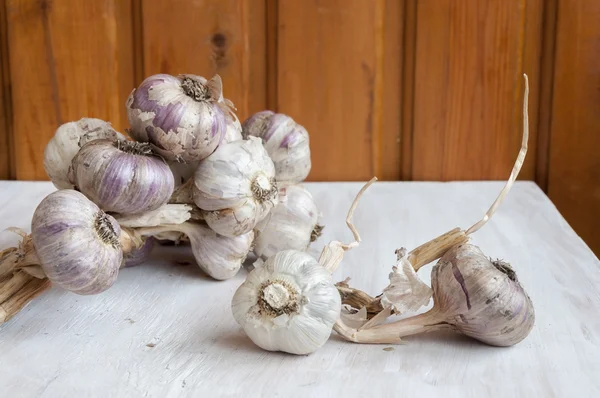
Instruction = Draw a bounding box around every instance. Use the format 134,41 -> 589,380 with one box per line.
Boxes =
114,204 -> 192,228
340,306 -> 368,329
380,248 -> 432,314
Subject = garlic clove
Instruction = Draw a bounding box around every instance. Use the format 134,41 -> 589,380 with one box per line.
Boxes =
222,108 -> 243,144
231,250 -> 341,355
44,118 -> 125,189
31,190 -> 123,295
123,237 -> 155,267
72,139 -> 175,215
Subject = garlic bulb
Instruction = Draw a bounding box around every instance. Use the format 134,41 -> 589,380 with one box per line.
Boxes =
254,184 -> 322,259
242,111 -> 311,183
231,250 -> 341,355
71,139 -> 174,214
193,137 -> 278,237
31,190 -> 122,295
342,244 -> 535,347
126,74 -> 228,162
135,222 -> 253,280
44,118 -> 125,189
123,237 -> 155,267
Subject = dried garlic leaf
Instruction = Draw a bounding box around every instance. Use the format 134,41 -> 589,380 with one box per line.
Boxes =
380,248 -> 432,313
340,305 -> 368,329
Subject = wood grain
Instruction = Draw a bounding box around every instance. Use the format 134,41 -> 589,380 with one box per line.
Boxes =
277,0 -> 401,181
1,181 -> 599,396
0,0 -> 12,179
410,0 -> 539,181
547,0 -> 600,254
5,0 -> 134,180
141,0 -> 267,121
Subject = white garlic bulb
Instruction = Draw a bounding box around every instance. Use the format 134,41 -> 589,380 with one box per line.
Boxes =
135,222 -> 253,280
254,184 -> 322,259
126,74 -> 228,162
43,118 -> 125,189
193,137 -> 278,237
72,139 -> 175,214
31,190 -> 123,295
231,250 -> 341,355
242,111 -> 311,183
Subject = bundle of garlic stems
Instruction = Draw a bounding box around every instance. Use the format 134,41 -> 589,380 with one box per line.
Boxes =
334,74 -> 532,346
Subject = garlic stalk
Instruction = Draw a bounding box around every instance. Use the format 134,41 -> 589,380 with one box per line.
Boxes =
231,178 -> 376,355
253,184 -> 323,259
44,118 -> 125,189
126,74 -> 229,162
242,111 -> 311,183
193,137 -> 278,237
133,222 -> 253,280
72,139 -> 175,214
337,244 -> 535,346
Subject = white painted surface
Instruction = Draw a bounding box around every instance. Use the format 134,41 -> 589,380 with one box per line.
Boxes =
0,181 -> 599,397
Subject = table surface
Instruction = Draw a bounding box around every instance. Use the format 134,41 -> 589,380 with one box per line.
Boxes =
0,181 -> 599,397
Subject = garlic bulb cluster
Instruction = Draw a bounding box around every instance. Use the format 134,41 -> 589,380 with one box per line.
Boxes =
254,184 -> 321,259
72,139 -> 174,214
31,190 -> 123,295
193,137 -> 278,237
242,111 -> 311,183
127,74 -> 229,162
232,250 -> 341,355
44,118 -> 125,189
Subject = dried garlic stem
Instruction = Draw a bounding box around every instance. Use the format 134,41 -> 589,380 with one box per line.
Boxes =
0,270 -> 51,323
407,73 -> 530,271
319,177 -> 377,274
336,279 -> 386,318
334,309 -> 453,344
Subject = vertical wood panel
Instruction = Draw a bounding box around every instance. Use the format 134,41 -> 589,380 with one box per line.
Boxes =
548,0 -> 600,254
0,0 -> 12,179
411,0 -> 539,181
6,0 -> 134,180
141,0 -> 266,121
277,0 -> 402,181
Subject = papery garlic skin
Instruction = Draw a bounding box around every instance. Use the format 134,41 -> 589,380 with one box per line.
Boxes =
126,74 -> 228,162
254,184 -> 320,259
44,118 -> 126,189
193,137 -> 278,236
242,111 -> 311,183
72,139 -> 174,214
231,250 -> 341,355
31,190 -> 122,295
223,110 -> 243,143
431,244 -> 535,346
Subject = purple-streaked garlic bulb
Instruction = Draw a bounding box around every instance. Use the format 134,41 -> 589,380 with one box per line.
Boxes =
192,137 -> 278,237
126,74 -> 228,162
254,184 -> 322,259
123,237 -> 155,267
31,190 -> 123,295
348,244 -> 535,347
44,118 -> 126,189
71,139 -> 174,215
242,111 -> 311,183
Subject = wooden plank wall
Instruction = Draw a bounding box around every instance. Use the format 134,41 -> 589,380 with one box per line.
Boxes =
0,0 -> 598,253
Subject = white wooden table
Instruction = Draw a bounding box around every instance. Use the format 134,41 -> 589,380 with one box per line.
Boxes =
0,181 -> 599,397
